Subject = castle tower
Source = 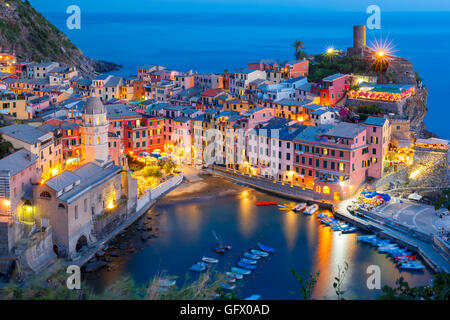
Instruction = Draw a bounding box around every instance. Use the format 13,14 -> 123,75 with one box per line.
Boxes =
80,96 -> 109,164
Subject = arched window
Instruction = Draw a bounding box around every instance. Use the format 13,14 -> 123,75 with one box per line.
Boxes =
58,203 -> 66,209
96,117 -> 100,125
323,186 -> 330,194
40,191 -> 51,199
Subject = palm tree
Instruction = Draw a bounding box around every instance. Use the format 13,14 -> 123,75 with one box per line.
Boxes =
292,40 -> 307,59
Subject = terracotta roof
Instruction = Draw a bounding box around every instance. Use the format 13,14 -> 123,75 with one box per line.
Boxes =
200,88 -> 224,97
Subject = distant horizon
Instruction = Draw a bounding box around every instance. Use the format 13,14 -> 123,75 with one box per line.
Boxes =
29,0 -> 450,14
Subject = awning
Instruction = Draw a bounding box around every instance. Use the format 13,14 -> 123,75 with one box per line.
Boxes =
408,193 -> 422,201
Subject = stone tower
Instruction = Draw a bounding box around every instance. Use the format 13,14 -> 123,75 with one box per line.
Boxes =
80,96 -> 109,164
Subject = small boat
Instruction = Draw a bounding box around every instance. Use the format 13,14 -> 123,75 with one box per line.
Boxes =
231,267 -> 251,275
224,276 -> 236,283
255,201 -> 278,206
243,252 -> 261,260
240,258 -> 257,264
250,249 -> 269,257
357,235 -> 376,241
219,282 -> 236,290
158,279 -> 176,287
341,226 -> 358,234
277,204 -> 286,208
399,261 -> 425,270
258,242 -> 276,253
212,231 -> 232,253
237,261 -> 257,270
226,271 -> 243,280
244,295 -> 262,300
395,255 -> 417,261
202,257 -> 219,264
317,213 -> 329,218
293,203 -> 307,212
189,262 -> 207,272
213,246 -> 225,254
304,204 -> 319,215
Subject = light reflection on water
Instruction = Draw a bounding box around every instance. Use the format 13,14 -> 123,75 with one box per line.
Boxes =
86,184 -> 433,300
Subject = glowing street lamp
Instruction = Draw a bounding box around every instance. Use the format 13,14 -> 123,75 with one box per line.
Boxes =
326,47 -> 334,55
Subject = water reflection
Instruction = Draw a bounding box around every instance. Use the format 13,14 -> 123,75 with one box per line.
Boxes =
281,212 -> 300,251
174,204 -> 202,243
237,189 -> 258,237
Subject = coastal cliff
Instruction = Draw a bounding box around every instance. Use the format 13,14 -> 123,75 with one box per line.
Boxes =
0,0 -> 120,76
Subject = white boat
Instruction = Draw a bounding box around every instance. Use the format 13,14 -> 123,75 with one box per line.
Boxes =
304,204 -> 319,215
202,257 -> 219,264
226,271 -> 243,280
293,203 -> 307,212
158,279 -> 176,287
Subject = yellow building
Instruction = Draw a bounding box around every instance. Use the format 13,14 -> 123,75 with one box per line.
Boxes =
0,92 -> 28,119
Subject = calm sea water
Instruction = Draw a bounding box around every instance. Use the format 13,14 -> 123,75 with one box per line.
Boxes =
84,183 -> 432,300
40,10 -> 450,139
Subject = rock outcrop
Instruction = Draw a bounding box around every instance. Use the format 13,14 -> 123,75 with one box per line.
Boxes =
0,0 -> 120,76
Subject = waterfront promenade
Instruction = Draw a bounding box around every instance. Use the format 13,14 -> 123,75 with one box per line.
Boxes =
336,200 -> 450,273
208,165 -> 332,207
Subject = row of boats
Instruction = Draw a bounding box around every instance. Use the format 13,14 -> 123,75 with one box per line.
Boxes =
255,200 -> 319,215
318,215 -> 358,234
221,243 -> 275,291
357,235 -> 425,270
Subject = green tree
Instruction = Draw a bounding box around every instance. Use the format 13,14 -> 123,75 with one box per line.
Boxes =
293,40 -> 307,60
290,268 -> 320,300
333,262 -> 349,300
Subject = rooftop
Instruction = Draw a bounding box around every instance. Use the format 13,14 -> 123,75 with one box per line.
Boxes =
0,124 -> 51,145
0,149 -> 37,177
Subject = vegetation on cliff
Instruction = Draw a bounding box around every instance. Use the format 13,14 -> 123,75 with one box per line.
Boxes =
0,0 -> 119,75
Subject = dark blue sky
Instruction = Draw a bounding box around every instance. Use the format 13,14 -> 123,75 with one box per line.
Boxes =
30,0 -> 450,13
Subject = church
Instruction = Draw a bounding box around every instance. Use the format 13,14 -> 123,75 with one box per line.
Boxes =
33,96 -> 138,259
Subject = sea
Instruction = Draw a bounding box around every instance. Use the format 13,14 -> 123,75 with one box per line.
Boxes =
39,10 -> 450,138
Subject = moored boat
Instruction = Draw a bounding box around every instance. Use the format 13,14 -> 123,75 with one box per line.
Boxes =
219,282 -> 236,290
258,242 -> 276,253
250,249 -> 269,257
189,262 -> 207,272
244,295 -> 262,300
237,261 -> 257,270
341,226 -> 358,234
240,257 -> 257,264
231,267 -> 251,275
202,257 -> 219,264
226,271 -> 243,280
243,252 -> 261,260
158,279 -> 176,287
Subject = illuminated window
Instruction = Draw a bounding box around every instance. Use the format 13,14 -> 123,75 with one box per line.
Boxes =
316,186 -> 321,193
88,117 -> 91,124
98,137 -> 101,144
323,148 -> 328,155
339,163 -> 345,171
323,186 -> 330,194
96,117 -> 100,125
89,137 -> 92,145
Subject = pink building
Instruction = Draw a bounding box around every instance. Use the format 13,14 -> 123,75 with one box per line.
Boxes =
248,59 -> 309,78
311,73 -> 350,106
294,122 -> 376,200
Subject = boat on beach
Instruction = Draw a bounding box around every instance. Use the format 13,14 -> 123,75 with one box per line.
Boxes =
341,226 -> 358,234
304,204 -> 319,215
293,203 -> 307,212
255,201 -> 278,206
399,261 -> 425,270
